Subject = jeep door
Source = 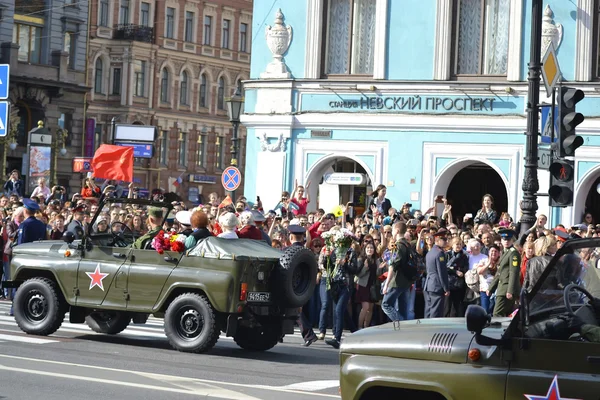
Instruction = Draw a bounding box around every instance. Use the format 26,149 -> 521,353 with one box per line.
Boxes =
506,338 -> 600,399
123,248 -> 183,312
76,244 -> 131,308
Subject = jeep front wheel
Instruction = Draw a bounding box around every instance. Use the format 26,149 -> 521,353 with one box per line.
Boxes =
234,324 -> 281,351
14,277 -> 65,336
164,293 -> 219,353
85,311 -> 131,334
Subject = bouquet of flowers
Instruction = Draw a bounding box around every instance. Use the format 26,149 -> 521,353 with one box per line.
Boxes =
151,230 -> 188,254
321,227 -> 356,288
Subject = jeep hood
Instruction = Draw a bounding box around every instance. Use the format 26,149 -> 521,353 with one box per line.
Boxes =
340,318 -> 511,364
12,240 -> 68,256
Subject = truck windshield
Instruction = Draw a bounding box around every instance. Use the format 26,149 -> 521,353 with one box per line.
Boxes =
529,246 -> 600,315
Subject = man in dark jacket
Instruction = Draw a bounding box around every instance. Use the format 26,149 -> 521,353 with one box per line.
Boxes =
424,229 -> 450,318
381,222 -> 414,321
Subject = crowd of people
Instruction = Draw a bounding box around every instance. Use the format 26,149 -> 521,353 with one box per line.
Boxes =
1,171 -> 599,349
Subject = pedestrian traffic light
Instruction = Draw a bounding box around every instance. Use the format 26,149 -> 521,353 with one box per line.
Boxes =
548,159 -> 575,207
557,86 -> 585,157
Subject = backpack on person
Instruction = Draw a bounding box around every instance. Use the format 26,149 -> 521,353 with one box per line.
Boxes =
394,241 -> 425,282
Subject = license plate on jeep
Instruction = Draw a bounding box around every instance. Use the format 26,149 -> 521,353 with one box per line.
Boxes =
247,292 -> 271,302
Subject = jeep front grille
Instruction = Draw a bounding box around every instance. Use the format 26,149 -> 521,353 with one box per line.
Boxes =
428,332 -> 458,353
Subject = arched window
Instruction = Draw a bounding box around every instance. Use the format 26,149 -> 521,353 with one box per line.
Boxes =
94,58 -> 103,94
199,74 -> 207,108
217,77 -> 225,110
161,69 -> 169,103
236,79 -> 243,94
180,71 -> 189,105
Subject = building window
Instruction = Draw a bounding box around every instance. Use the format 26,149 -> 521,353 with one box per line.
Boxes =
185,11 -> 194,42
99,0 -> 109,27
166,7 -> 175,39
216,136 -> 224,170
94,58 -> 103,93
119,0 -> 130,25
222,19 -> 230,49
204,16 -> 212,45
178,132 -> 187,166
217,77 -> 225,110
323,0 -> 376,75
160,131 -> 168,165
240,23 -> 248,52
140,2 -> 150,27
112,68 -> 121,95
180,71 -> 189,105
454,0 -> 510,75
13,24 -> 42,64
199,74 -> 207,108
134,60 -> 146,97
236,79 -> 243,94
197,134 -> 206,168
64,32 -> 76,69
161,69 -> 169,103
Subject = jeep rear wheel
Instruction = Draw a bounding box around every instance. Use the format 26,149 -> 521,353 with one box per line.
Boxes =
275,246 -> 318,308
85,311 -> 131,334
164,293 -> 219,353
233,324 -> 281,351
14,277 -> 65,336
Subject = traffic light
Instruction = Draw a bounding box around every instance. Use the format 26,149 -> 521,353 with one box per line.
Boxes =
557,86 -> 585,157
548,159 -> 575,207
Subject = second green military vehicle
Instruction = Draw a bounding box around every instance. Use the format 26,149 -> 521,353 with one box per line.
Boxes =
3,198 -> 317,353
339,238 -> 600,399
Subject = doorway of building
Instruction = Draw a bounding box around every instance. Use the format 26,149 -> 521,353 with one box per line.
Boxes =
445,163 -> 508,225
583,175 -> 600,225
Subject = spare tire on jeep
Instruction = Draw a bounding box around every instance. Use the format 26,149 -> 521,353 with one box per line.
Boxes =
273,245 -> 318,308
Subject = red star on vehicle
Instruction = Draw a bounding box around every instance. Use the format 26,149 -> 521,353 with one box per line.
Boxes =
86,265 -> 109,291
524,375 -> 582,400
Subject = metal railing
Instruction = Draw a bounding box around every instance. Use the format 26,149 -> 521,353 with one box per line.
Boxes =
113,24 -> 154,43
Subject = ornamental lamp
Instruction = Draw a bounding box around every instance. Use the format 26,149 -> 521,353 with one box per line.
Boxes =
225,88 -> 244,123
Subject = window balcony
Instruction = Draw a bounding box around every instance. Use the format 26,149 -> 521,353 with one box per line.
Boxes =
113,24 -> 154,43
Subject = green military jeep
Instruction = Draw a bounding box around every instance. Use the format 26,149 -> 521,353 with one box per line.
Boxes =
340,238 -> 600,400
3,198 -> 317,353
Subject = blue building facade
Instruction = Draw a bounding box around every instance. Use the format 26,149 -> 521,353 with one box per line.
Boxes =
242,0 -> 600,227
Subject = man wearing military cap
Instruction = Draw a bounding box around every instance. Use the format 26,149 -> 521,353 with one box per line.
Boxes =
18,199 -> 47,244
132,207 -> 163,249
424,228 -> 450,318
66,205 -> 86,239
488,229 -> 521,317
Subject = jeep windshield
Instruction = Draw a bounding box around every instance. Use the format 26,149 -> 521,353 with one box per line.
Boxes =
528,238 -> 600,317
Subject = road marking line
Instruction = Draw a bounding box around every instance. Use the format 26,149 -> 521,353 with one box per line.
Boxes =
0,333 -> 58,344
276,380 -> 340,392
0,354 -> 339,398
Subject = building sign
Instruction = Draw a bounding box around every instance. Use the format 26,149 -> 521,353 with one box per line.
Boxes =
328,96 -> 495,112
188,187 -> 199,203
115,142 -> 153,158
85,119 -> 96,157
72,157 -> 93,173
299,94 -> 523,115
189,174 -> 216,184
324,173 -> 365,185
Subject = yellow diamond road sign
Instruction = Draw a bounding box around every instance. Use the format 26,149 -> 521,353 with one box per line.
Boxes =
541,42 -> 561,97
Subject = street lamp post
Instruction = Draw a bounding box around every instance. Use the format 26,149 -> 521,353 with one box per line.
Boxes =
53,129 -> 68,185
1,120 -> 18,183
519,0 -> 544,237
225,88 -> 244,202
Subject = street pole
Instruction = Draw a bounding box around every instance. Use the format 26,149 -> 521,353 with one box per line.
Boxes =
519,0 -> 544,237
230,121 -> 239,202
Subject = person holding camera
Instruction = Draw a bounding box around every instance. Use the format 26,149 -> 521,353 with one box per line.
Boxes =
81,176 -> 100,198
3,170 -> 23,197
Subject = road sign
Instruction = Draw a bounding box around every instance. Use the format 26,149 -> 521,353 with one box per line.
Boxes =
221,166 -> 242,191
540,105 -> 558,144
115,142 -> 153,158
541,42 -> 561,97
538,148 -> 552,171
0,64 -> 9,100
0,101 -> 8,136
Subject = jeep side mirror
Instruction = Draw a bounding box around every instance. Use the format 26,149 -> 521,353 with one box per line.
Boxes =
62,231 -> 75,244
466,305 -> 490,334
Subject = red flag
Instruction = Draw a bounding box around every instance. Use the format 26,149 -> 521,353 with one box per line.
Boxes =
91,144 -> 134,182
218,195 -> 233,209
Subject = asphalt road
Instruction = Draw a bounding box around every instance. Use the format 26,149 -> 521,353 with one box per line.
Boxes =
0,301 -> 341,400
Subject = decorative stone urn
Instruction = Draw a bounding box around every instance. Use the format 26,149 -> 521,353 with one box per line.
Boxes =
261,9 -> 293,79
541,4 -> 563,57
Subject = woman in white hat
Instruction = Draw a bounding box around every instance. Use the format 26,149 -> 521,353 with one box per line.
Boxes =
218,212 -> 239,239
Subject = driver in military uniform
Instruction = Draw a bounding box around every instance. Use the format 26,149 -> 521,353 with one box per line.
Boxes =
132,207 -> 163,249
487,229 -> 521,317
